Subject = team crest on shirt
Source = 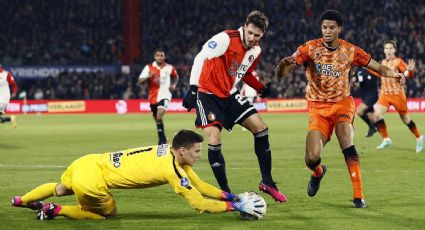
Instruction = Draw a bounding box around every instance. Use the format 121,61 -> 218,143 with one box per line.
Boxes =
208,40 -> 217,49
248,55 -> 254,62
180,177 -> 190,188
208,112 -> 216,121
157,144 -> 168,157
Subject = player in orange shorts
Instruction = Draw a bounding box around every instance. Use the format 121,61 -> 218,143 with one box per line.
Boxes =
276,10 -> 404,208
373,40 -> 423,152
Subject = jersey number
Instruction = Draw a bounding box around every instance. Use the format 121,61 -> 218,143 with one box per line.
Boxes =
235,94 -> 248,105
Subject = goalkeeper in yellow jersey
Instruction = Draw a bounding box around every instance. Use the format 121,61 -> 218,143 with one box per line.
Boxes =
11,129 -> 264,220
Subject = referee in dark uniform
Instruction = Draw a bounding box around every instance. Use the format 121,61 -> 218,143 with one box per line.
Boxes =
354,68 -> 379,137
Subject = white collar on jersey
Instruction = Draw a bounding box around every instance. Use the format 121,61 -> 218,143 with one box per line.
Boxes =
238,27 -> 244,40
152,61 -> 166,69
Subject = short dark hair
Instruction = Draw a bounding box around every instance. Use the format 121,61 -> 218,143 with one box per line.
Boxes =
384,40 -> 397,49
245,11 -> 269,32
172,129 -> 204,149
154,48 -> 165,54
321,10 -> 343,26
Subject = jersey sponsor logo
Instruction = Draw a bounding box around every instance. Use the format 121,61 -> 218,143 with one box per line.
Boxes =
111,151 -> 123,168
338,114 -> 350,119
157,144 -> 168,157
180,177 -> 190,188
208,40 -> 217,49
314,63 -> 342,77
228,60 -> 249,79
207,112 -> 216,121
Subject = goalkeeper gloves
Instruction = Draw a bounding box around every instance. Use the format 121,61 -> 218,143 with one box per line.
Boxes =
182,85 -> 198,111
226,194 -> 264,218
259,82 -> 271,98
221,191 -> 238,201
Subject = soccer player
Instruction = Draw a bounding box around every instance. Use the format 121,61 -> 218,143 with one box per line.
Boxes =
353,68 -> 379,137
182,11 -> 287,202
373,40 -> 423,152
275,10 -> 405,208
138,48 -> 179,145
0,66 -> 17,128
12,129 -> 264,220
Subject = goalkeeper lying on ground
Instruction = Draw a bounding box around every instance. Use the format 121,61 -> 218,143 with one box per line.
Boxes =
12,129 -> 262,220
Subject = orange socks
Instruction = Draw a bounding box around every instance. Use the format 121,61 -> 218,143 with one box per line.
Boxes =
346,162 -> 364,199
342,145 -> 364,199
313,165 -> 323,177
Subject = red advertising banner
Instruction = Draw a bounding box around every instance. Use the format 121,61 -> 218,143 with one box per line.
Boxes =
5,98 -> 425,114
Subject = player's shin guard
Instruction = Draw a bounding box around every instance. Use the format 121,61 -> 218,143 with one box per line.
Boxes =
360,114 -> 374,129
376,119 -> 389,138
342,145 -> 364,199
306,158 -> 323,177
254,129 -> 274,185
208,144 -> 230,192
156,121 -> 167,144
21,183 -> 58,204
407,120 -> 421,138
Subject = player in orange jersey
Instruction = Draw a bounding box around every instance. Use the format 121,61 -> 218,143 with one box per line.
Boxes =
373,40 -> 423,152
276,10 -> 405,208
139,49 -> 179,145
182,11 -> 287,203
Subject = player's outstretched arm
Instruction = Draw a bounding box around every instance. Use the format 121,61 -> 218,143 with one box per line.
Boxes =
275,56 -> 297,78
367,58 -> 405,79
185,166 -> 237,201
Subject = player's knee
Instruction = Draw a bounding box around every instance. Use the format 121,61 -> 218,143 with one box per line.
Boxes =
305,149 -> 320,162
55,183 -> 71,197
207,136 -> 221,145
400,115 -> 410,124
251,124 -> 268,134
204,128 -> 221,144
156,116 -> 163,122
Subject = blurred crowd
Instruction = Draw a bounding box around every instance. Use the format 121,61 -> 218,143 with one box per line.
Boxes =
3,0 -> 424,100
0,0 -> 123,66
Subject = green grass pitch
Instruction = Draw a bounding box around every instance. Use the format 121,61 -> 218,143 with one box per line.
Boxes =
1,113 -> 424,229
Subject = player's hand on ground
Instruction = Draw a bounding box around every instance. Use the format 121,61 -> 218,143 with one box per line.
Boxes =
221,191 -> 238,201
259,82 -> 271,98
182,85 -> 198,111
407,59 -> 415,71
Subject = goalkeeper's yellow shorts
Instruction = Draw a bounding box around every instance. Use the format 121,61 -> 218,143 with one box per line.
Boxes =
61,154 -> 116,216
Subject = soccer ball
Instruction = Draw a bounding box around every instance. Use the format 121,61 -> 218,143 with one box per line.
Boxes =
239,193 -> 267,220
